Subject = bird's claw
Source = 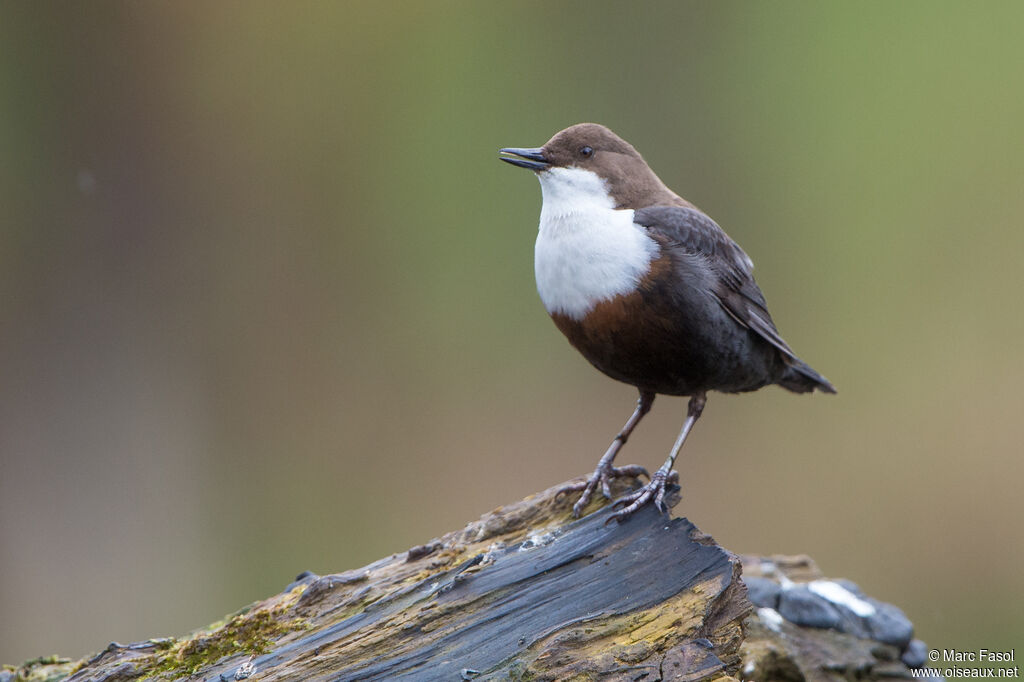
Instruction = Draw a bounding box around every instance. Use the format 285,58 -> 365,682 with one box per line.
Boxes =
559,463 -> 649,517
606,469 -> 680,524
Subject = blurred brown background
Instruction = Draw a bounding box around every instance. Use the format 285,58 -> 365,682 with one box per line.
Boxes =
2,1 -> 1022,665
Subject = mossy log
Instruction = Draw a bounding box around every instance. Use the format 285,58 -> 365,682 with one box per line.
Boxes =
2,479 -> 931,682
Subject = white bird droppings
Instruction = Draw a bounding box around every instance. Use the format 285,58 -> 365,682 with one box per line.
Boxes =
808,579 -> 876,617
757,607 -> 785,632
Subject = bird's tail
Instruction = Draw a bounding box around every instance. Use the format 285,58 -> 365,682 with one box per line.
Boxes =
778,358 -> 837,394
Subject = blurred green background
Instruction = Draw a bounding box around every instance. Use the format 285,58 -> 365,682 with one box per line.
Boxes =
2,1 -> 1022,666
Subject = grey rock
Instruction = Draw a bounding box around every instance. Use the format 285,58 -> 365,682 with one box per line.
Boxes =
778,586 -> 842,630
744,576 -> 781,608
829,601 -> 871,639
833,578 -> 866,597
902,638 -> 930,668
865,600 -> 914,648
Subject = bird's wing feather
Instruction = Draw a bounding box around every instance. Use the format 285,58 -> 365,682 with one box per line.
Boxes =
632,205 -> 799,361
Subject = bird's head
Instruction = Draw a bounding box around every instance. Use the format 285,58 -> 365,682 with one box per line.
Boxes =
500,123 -> 686,210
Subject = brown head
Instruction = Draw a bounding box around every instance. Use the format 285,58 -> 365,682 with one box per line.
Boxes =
500,123 -> 693,210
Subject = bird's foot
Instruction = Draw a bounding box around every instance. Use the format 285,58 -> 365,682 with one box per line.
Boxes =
607,468 -> 680,523
558,463 -> 649,518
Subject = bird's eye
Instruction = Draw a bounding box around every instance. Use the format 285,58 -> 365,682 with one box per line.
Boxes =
579,146 -> 593,158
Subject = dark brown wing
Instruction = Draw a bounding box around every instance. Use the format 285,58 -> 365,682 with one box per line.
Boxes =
633,205 -> 835,393
632,205 -> 800,362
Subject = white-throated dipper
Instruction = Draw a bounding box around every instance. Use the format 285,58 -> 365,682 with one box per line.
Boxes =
500,123 -> 835,521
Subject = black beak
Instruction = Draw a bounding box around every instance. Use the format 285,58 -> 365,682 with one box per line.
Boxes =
499,147 -> 550,171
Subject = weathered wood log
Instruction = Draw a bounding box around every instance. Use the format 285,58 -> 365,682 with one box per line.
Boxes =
2,479 -> 932,682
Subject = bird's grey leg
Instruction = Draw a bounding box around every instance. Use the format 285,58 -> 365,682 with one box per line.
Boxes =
610,391 -> 707,522
560,391 -> 655,517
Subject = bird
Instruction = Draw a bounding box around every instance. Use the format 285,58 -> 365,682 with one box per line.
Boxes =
499,123 -> 835,521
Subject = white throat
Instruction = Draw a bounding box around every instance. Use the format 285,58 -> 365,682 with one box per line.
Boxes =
534,167 -> 659,320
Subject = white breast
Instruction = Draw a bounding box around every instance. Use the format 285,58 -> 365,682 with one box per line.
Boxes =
533,167 -> 659,320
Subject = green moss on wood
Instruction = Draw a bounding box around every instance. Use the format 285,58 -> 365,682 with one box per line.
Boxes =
137,603 -> 306,680
4,656 -> 76,682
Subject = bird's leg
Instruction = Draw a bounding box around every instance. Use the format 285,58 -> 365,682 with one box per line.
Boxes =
560,391 -> 655,517
610,391 -> 707,522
